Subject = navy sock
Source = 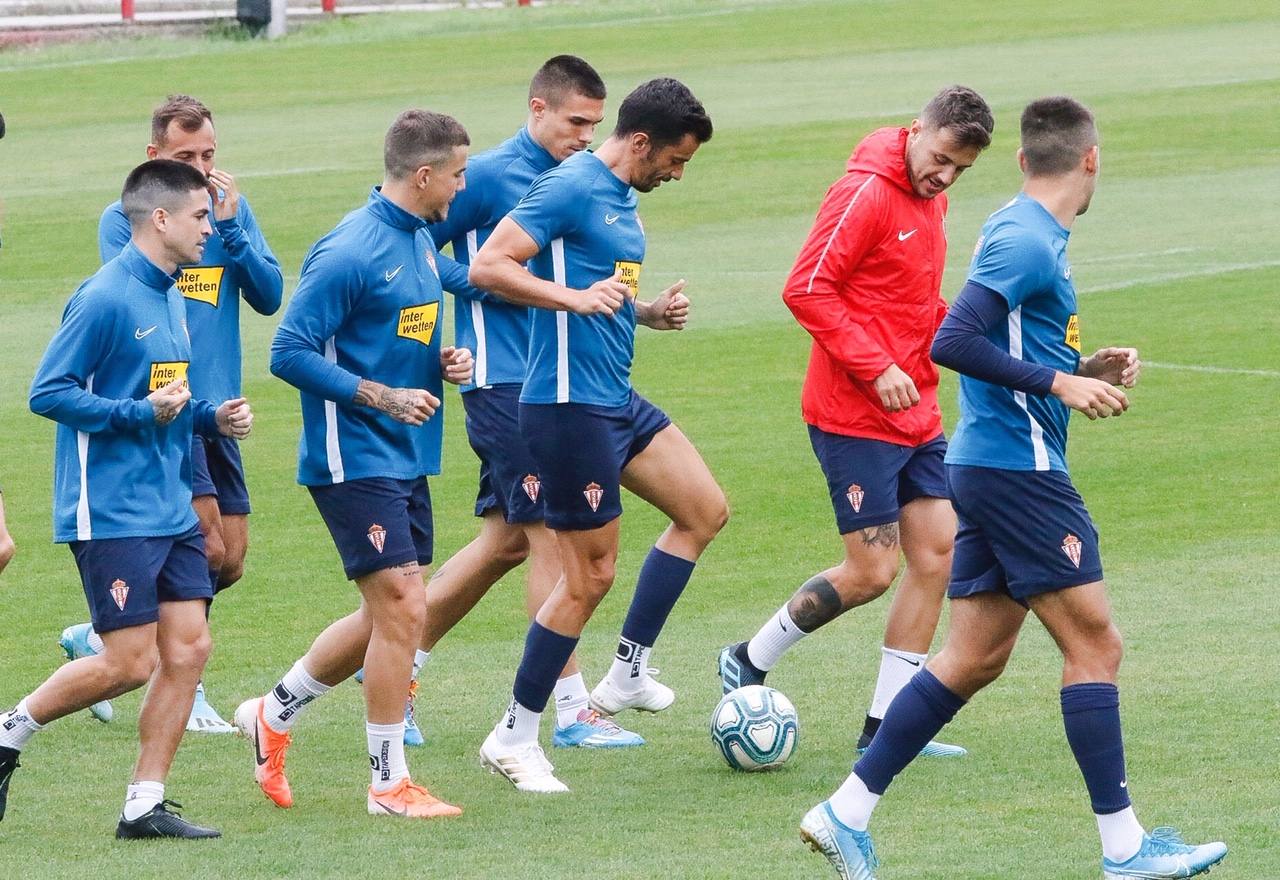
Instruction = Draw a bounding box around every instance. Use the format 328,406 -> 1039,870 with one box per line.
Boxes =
620,546 -> 696,647
854,668 -> 966,795
512,622 -> 580,713
1061,682 -> 1131,814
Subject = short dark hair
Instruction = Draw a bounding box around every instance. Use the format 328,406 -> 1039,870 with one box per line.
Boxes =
613,78 -> 713,149
1020,96 -> 1098,176
151,94 -> 213,146
920,86 -> 994,150
529,55 -> 606,107
120,159 -> 208,228
384,109 -> 470,180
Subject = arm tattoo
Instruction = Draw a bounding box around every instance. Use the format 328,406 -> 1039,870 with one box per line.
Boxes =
858,521 -> 899,549
786,575 -> 843,633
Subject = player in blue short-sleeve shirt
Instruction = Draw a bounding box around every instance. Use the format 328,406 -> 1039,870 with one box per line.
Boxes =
1,161 -> 253,840
385,57 -> 644,751
468,79 -> 727,794
64,95 -> 284,734
801,97 -> 1227,880
234,110 -> 473,821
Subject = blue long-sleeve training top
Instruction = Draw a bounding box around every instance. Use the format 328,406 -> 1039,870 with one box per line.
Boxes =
271,188 -> 446,486
30,243 -> 218,542
427,126 -> 557,391
100,193 -> 283,404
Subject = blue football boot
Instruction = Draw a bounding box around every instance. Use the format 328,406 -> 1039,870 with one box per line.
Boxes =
553,708 -> 645,749
800,801 -> 879,880
1102,827 -> 1227,878
717,642 -> 766,694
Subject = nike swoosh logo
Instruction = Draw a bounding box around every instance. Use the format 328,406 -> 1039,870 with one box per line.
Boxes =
385,265 -> 404,282
135,326 -> 157,339
897,229 -> 917,242
604,214 -> 620,225
904,658 -> 922,667
372,798 -> 407,816
253,725 -> 269,767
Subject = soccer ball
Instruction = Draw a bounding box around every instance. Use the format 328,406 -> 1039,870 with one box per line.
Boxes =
710,685 -> 798,771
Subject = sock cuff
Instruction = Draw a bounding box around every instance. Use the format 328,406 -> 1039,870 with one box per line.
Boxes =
14,698 -> 45,730
366,721 -> 404,737
291,660 -> 331,696
882,646 -> 928,664
1060,682 -> 1120,713
646,545 -> 697,574
912,668 -> 967,719
530,621 -> 579,653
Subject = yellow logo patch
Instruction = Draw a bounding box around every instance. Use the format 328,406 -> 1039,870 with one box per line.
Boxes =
148,361 -> 189,391
614,260 -> 641,297
1065,314 -> 1081,352
397,303 -> 439,346
177,266 -> 225,307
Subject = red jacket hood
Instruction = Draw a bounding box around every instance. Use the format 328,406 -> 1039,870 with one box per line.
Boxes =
846,127 -> 914,195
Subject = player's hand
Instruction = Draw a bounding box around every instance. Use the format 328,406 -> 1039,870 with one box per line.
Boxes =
147,379 -> 190,426
215,397 -> 253,439
1050,372 -> 1129,420
356,380 -> 439,425
873,364 -> 920,413
574,271 -> 630,317
441,345 -> 474,386
641,279 -> 689,331
1079,347 -> 1141,388
207,169 -> 240,221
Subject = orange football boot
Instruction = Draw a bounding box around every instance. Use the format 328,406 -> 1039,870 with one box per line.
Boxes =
367,778 -> 462,819
234,697 -> 294,808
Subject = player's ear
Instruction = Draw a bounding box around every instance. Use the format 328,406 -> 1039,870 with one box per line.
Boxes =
630,131 -> 651,156
145,143 -> 160,160
1016,147 -> 1028,174
414,164 -> 432,190
151,206 -> 168,234
1083,145 -> 1100,176
529,96 -> 547,118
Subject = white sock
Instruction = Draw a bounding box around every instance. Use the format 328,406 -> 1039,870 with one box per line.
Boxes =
368,721 -> 408,792
869,647 -> 928,719
828,770 -> 880,832
87,628 -> 105,654
746,605 -> 807,672
121,780 -> 164,821
0,698 -> 44,750
412,649 -> 430,679
553,673 -> 590,728
607,638 -> 651,693
1097,806 -> 1145,863
262,660 -> 332,733
495,697 -> 541,746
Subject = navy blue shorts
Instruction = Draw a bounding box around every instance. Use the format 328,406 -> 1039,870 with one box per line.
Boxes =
946,465 -> 1104,603
519,391 -> 671,531
70,525 -> 212,634
308,477 -> 433,580
464,384 -> 544,524
191,434 -> 251,516
807,427 -> 948,534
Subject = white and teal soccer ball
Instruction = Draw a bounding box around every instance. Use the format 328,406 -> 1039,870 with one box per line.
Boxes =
710,685 -> 798,771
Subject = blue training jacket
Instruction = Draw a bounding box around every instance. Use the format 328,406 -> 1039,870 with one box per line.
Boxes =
427,127 -> 557,392
100,194 -> 283,404
271,188 -> 446,486
30,243 -> 219,542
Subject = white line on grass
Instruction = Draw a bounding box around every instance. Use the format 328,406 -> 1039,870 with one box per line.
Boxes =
1145,362 -> 1280,378
1080,260 -> 1280,294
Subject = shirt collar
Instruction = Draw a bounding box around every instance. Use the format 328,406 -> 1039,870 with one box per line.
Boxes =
515,126 -> 558,175
368,187 -> 429,231
1017,192 -> 1071,239
118,242 -> 182,290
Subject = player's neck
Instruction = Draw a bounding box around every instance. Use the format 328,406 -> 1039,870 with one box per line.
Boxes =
1021,180 -> 1082,229
593,137 -> 635,187
131,235 -> 179,276
379,179 -> 426,219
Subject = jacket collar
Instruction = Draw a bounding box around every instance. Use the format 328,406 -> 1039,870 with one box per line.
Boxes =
515,126 -> 558,175
119,241 -> 182,290
368,187 -> 429,231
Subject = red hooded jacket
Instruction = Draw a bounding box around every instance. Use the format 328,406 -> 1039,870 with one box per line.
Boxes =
782,127 -> 949,447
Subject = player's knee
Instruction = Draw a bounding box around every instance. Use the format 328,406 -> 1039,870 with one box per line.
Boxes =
203,533 -> 226,576
831,557 -> 897,602
678,489 -> 730,550
493,535 -> 530,568
110,645 -> 160,690
218,557 -> 245,589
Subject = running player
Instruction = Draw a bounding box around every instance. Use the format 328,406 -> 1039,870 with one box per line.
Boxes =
394,55 -> 647,750
61,94 -> 283,732
469,78 -> 724,793
718,87 -> 994,761
2,160 -> 252,838
800,96 -> 1227,880
234,109 -> 472,819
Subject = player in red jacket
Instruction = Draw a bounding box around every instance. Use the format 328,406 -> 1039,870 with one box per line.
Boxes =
720,86 -> 994,759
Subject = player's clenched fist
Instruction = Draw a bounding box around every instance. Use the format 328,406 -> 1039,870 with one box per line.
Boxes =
441,345 -> 474,386
640,279 -> 689,331
216,397 -> 253,439
873,363 -> 921,413
355,379 -> 439,425
1078,346 -> 1141,388
147,379 -> 191,425
575,270 -> 630,317
1050,372 -> 1129,420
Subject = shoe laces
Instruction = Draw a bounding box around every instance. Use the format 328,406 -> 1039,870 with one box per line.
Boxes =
156,799 -> 185,816
514,742 -> 556,776
1144,827 -> 1195,855
406,681 -> 420,724
579,709 -> 622,734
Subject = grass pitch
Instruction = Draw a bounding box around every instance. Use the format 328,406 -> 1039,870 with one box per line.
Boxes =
1,1 -> 1277,877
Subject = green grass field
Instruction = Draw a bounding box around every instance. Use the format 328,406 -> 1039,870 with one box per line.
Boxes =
1,1 -> 1278,877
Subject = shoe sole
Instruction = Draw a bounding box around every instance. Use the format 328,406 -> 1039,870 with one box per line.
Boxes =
1102,854 -> 1227,880
800,827 -> 852,880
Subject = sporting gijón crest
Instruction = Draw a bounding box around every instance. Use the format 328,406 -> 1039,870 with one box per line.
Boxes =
1061,534 -> 1083,568
583,482 -> 604,512
846,483 -> 864,513
521,474 -> 541,503
367,523 -> 387,553
109,578 -> 130,611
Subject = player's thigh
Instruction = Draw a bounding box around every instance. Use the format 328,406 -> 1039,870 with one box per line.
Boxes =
219,514 -> 249,567
154,598 -> 212,668
834,523 -> 903,593
898,496 -> 956,574
621,422 -> 726,530
932,592 -> 1027,696
1027,579 -> 1119,658
554,518 -> 620,596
